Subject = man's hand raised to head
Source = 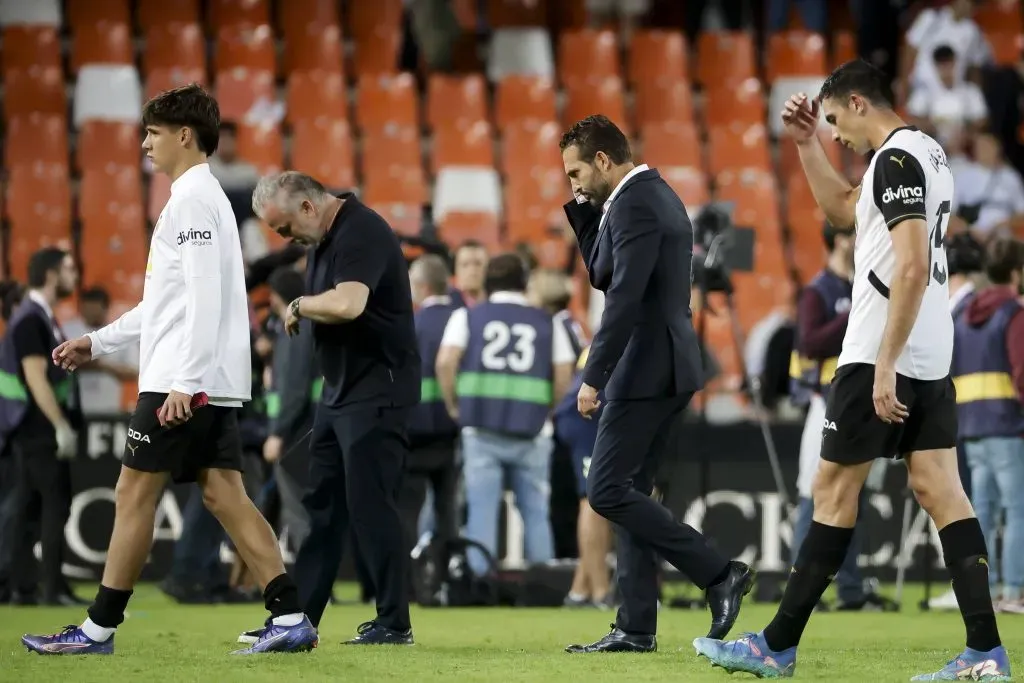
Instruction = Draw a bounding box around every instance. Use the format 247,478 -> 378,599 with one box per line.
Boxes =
52,336 -> 93,372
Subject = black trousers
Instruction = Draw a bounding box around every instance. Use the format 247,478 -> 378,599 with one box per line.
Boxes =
586,394 -> 729,635
399,436 -> 458,597
8,433 -> 71,597
293,404 -> 411,631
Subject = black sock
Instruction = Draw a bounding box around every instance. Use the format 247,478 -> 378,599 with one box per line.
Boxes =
709,562 -> 732,587
763,522 -> 853,652
263,573 -> 302,618
939,518 -> 1001,652
87,585 -> 133,629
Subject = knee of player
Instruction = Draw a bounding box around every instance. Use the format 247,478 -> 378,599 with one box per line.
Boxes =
810,471 -> 859,518
200,472 -> 247,515
907,450 -> 963,511
113,470 -> 164,511
585,477 -> 621,515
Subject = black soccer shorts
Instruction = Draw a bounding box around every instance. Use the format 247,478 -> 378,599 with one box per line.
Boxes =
820,362 -> 958,465
122,392 -> 243,483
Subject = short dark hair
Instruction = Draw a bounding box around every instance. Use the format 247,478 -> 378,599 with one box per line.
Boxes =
559,115 -> 632,164
485,253 -> 528,294
142,83 -> 220,155
932,45 -> 956,63
219,121 -> 237,136
0,280 -> 25,321
27,247 -> 68,288
823,222 -> 855,251
80,286 -> 110,306
946,232 -> 985,276
985,237 -> 1024,285
818,59 -> 895,110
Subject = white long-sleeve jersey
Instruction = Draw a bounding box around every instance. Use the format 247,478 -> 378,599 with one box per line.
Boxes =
86,163 -> 251,405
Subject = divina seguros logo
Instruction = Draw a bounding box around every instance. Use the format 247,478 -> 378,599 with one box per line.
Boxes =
177,228 -> 213,246
881,185 -> 923,205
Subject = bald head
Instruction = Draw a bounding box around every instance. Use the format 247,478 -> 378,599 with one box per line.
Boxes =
409,254 -> 450,305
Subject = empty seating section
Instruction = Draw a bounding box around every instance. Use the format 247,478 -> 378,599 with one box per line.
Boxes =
3,2 -> 1016,393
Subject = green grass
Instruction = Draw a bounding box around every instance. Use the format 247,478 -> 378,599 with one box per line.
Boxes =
0,583 -> 1020,682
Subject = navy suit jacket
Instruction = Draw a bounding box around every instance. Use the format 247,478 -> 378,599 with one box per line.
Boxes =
564,168 -> 704,400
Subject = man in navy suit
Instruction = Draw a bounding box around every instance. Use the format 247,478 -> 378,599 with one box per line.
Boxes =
560,115 -> 754,653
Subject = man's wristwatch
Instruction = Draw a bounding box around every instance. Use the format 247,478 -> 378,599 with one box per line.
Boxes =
289,296 -> 303,320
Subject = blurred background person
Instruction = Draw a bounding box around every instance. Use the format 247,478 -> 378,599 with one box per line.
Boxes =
901,0 -> 990,96
0,280 -> 26,603
951,237 -> 1024,613
63,286 -> 139,416
906,45 -> 988,152
437,254 -> 575,575
529,268 -> 587,358
952,130 -> 1024,240
0,248 -> 83,605
450,240 -> 488,309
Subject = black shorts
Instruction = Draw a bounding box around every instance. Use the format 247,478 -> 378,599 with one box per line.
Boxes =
820,362 -> 958,465
122,392 -> 243,483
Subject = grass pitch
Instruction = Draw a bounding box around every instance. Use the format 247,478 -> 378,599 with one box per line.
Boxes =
0,583 -> 1020,682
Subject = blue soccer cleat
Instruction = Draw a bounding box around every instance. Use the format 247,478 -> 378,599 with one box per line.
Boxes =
230,616 -> 319,655
693,631 -> 796,679
910,646 -> 1012,681
22,625 -> 114,655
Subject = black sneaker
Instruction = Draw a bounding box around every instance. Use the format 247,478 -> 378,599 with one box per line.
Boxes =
342,620 -> 413,645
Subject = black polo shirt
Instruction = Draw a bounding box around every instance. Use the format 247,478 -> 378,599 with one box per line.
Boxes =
10,309 -> 59,438
307,195 -> 421,411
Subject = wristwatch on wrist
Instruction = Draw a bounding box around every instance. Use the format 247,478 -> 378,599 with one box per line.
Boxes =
289,296 -> 303,320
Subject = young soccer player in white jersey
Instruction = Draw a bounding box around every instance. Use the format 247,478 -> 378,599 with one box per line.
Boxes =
22,85 -> 318,656
694,60 -> 1011,681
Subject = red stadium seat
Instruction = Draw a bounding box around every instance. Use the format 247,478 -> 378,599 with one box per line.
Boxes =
351,28 -> 402,76
137,0 -> 201,31
207,0 -> 270,30
67,0 -> 131,27
148,172 -> 172,222
278,0 -> 340,41
696,32 -> 756,87
706,123 -> 771,175
832,30 -> 857,70
349,0 -> 405,39
715,169 -> 782,234
4,115 -> 68,168
988,32 -> 1024,66
4,67 -> 67,120
766,31 -> 828,81
634,78 -> 694,127
628,30 -> 688,85
215,24 -> 276,73
146,67 -> 208,101
500,120 -> 564,177
5,164 -> 73,239
558,29 -> 620,83
362,126 -> 427,204
1,26 -> 62,74
703,79 -> 766,128
76,121 -> 141,172
486,0 -> 547,27
80,167 -> 144,229
364,202 -> 422,237
71,21 -> 134,74
215,68 -> 275,122
290,119 -> 356,189
143,23 -> 206,76
80,205 -> 149,301
283,24 -> 344,74
427,74 -> 489,131
285,70 -> 348,123
236,122 -> 284,174
355,73 -> 419,132
562,78 -> 628,133
494,76 -> 557,130
431,121 -> 495,173
638,122 -> 703,171
436,211 -> 501,250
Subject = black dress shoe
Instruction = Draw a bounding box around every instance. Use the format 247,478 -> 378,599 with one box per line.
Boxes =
343,620 -> 414,645
705,560 -> 756,640
565,624 -> 657,653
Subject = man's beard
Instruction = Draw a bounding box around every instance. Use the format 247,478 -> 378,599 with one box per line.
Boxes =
587,180 -> 612,208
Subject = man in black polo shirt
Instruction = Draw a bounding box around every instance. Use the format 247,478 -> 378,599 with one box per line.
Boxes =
247,172 -> 420,645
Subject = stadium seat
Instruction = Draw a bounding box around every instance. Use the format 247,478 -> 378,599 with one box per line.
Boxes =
832,30 -> 857,70
355,73 -> 419,132
703,79 -> 766,128
766,31 -> 828,82
136,0 -> 201,31
785,174 -> 819,216
436,211 -> 501,251
8,230 -> 72,282
214,68 -> 275,122
628,30 -> 688,86
500,120 -> 563,177
143,23 -> 206,76
504,167 -> 568,242
348,0 -> 404,38
789,218 -> 827,283
494,76 -> 557,131
361,126 -> 427,204
278,0 -> 340,40
4,66 -> 67,120
146,67 -> 208,100
80,166 -> 144,226
236,122 -> 284,174
352,27 -> 402,76
80,205 -> 149,290
73,65 -> 143,126
67,0 -> 130,26
5,163 -> 72,238
0,0 -> 61,27
285,70 -> 348,124
659,167 -> 710,208
368,202 -> 422,238
290,118 -> 355,189
706,123 -> 771,175
207,0 -> 270,30
562,78 -> 628,133
558,29 -> 620,83
76,120 -> 141,172
488,28 -> 556,81
634,78 -> 694,127
427,74 -> 489,131
715,169 -> 782,234
434,167 -> 503,220
4,114 -> 68,167
70,20 -> 133,74
696,32 -> 756,87
432,121 -> 496,174
778,130 -> 841,184
975,0 -> 1023,35
1,26 -> 61,73
987,32 -> 1024,66
732,271 -> 793,331
283,23 -> 344,74
487,0 -> 547,27
215,24 -> 276,73
638,122 -> 704,171
148,172 -> 171,222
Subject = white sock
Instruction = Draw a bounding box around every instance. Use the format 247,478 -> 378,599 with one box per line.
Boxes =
568,592 -> 587,602
271,613 -> 304,627
80,618 -> 116,643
